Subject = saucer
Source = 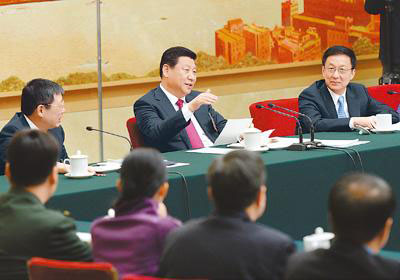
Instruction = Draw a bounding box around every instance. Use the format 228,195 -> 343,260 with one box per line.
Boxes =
65,171 -> 95,179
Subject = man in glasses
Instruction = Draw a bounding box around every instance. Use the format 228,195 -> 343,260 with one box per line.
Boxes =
298,45 -> 399,132
0,78 -> 68,175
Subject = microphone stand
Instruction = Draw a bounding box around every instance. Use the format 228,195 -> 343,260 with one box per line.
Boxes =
256,104 -> 309,151
267,103 -> 320,146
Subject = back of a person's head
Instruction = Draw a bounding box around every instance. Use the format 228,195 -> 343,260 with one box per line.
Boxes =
159,46 -> 197,77
207,150 -> 266,214
7,129 -> 59,187
329,173 -> 396,244
21,78 -> 64,116
117,148 -> 167,204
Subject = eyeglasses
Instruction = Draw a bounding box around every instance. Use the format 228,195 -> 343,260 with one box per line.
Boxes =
325,67 -> 353,75
42,102 -> 65,110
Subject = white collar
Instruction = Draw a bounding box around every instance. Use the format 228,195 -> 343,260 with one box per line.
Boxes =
24,114 -> 39,129
160,84 -> 185,106
327,87 -> 347,105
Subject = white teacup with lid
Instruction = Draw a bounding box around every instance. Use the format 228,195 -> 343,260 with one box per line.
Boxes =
303,227 -> 335,252
242,127 -> 263,150
63,150 -> 88,176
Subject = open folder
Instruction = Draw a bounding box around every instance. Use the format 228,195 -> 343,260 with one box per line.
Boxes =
213,118 -> 253,145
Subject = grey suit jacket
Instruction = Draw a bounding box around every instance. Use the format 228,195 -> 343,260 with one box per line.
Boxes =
134,86 -> 227,152
298,80 -> 400,132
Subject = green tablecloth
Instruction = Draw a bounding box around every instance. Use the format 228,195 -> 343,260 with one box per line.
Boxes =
1,131 -> 400,249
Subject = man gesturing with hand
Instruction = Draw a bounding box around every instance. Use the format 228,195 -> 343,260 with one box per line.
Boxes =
134,47 -> 227,152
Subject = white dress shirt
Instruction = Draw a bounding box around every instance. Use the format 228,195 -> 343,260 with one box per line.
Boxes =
327,88 -> 355,129
160,84 -> 214,147
24,115 -> 39,129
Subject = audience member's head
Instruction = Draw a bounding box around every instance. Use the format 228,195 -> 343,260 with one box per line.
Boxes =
115,148 -> 169,207
329,173 -> 396,247
321,46 -> 356,95
6,129 -> 59,189
21,78 -> 65,130
207,150 -> 267,220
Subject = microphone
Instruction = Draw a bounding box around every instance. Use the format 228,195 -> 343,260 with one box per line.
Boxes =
256,104 -> 309,151
387,91 -> 400,94
86,126 -> 133,151
267,103 -> 318,143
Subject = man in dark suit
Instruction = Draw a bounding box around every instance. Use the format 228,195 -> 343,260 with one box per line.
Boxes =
299,46 -> 399,132
134,46 -> 227,152
0,130 -> 91,278
157,150 -> 295,280
365,0 -> 400,80
0,78 -> 68,175
286,173 -> 400,280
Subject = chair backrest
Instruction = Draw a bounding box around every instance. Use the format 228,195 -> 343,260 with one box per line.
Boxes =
367,84 -> 400,111
126,117 -> 144,148
0,254 -> 29,280
249,98 -> 299,137
27,257 -> 118,280
122,275 -> 168,280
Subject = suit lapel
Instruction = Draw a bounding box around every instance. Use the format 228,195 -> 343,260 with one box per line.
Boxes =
320,84 -> 338,118
155,87 -> 191,148
346,87 -> 360,117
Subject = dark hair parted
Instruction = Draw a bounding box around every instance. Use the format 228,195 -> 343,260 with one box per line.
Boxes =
116,148 -> 167,206
207,150 -> 266,214
21,78 -> 64,116
159,46 -> 197,78
329,173 -> 396,244
7,130 -> 59,187
322,45 -> 357,69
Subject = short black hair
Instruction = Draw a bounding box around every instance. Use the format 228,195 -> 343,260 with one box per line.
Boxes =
159,46 -> 197,78
322,45 -> 357,69
116,148 -> 167,206
7,130 -> 59,187
207,150 -> 266,214
329,173 -> 396,244
21,78 -> 64,116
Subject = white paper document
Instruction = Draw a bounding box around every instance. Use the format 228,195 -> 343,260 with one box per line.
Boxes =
187,148 -> 237,155
213,118 -> 253,145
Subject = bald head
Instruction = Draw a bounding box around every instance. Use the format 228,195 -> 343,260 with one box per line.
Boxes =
329,173 -> 396,244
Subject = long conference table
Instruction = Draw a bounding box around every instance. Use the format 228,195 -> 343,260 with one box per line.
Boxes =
1,132 -> 400,249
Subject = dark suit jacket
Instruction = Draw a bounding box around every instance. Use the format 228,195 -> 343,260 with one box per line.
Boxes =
0,189 -> 92,262
298,80 -> 400,132
0,112 -> 68,175
157,212 -> 295,280
365,0 -> 400,67
285,239 -> 400,280
134,86 -> 227,152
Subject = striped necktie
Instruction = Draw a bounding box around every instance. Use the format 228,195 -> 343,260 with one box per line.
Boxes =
337,95 -> 347,118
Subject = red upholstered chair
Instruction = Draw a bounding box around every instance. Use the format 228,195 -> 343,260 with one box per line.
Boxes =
367,84 -> 400,111
126,117 -> 144,148
27,257 -> 118,280
122,275 -> 169,280
249,98 -> 299,137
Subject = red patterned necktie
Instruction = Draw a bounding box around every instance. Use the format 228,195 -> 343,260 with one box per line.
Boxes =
176,99 -> 204,149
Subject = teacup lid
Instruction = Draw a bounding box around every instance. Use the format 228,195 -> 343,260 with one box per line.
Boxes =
69,150 -> 88,159
303,227 -> 335,242
243,127 -> 261,134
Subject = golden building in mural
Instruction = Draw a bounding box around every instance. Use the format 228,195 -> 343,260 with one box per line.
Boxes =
243,24 -> 272,61
215,19 -> 246,65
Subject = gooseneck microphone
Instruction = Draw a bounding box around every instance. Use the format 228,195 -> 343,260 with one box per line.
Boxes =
267,103 -> 318,143
387,91 -> 400,95
256,104 -> 308,151
86,126 -> 133,151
